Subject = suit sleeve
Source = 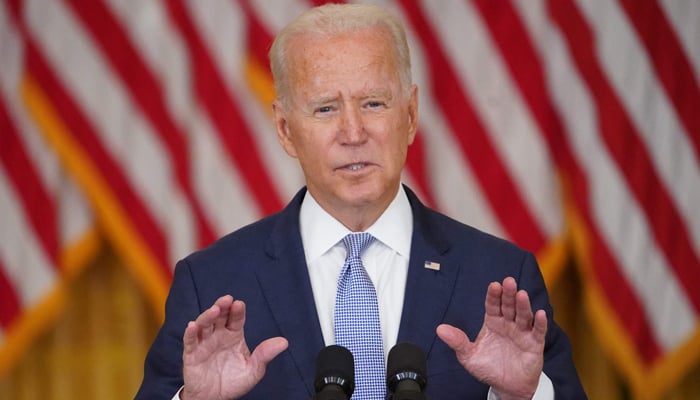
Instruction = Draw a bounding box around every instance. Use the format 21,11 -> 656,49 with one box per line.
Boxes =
134,259 -> 201,400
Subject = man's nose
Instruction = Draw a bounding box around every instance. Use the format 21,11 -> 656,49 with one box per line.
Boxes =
338,106 -> 366,144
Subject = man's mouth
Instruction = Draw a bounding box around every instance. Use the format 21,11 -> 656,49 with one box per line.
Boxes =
346,163 -> 367,171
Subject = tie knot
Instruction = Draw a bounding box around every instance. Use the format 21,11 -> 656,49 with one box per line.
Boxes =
342,232 -> 375,259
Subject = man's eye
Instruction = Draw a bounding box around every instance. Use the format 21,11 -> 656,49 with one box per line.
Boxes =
317,106 -> 332,113
366,101 -> 383,108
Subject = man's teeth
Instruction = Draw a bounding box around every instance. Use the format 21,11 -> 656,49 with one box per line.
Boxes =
347,163 -> 366,171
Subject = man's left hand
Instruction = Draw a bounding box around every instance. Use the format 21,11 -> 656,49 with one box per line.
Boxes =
436,277 -> 547,400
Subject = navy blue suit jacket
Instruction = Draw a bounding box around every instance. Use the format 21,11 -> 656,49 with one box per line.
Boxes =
136,186 -> 586,399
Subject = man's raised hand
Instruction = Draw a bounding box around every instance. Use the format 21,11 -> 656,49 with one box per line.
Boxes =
181,295 -> 288,400
436,277 -> 547,400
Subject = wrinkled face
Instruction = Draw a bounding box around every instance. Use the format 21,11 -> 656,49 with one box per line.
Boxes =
273,26 -> 418,221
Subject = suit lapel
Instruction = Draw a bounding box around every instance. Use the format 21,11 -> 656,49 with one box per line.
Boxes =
397,187 -> 459,357
254,189 -> 324,396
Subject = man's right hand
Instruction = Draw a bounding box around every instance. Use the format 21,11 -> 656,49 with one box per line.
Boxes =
180,295 -> 288,400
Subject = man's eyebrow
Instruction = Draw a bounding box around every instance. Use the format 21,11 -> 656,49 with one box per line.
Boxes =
362,89 -> 393,100
308,95 -> 339,108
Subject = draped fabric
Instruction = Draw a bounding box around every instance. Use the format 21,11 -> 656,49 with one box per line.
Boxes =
1,1 -> 699,399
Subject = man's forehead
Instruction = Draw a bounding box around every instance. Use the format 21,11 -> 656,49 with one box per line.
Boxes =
286,39 -> 396,79
282,28 -> 401,104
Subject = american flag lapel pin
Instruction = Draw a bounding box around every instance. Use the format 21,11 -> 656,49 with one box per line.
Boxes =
424,261 -> 441,271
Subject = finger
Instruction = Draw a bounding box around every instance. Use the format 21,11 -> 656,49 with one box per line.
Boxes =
226,299 -> 247,331
500,277 -> 517,321
183,321 -> 200,354
436,324 -> 473,356
192,295 -> 234,339
533,310 -> 548,342
484,281 -> 503,318
514,290 -> 534,330
193,306 -> 220,341
213,295 -> 235,330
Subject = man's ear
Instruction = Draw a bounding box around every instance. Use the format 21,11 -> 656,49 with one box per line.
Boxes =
407,84 -> 419,145
272,100 -> 298,158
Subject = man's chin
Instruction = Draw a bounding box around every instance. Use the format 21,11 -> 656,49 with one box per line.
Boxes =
337,183 -> 382,204
309,180 -> 393,209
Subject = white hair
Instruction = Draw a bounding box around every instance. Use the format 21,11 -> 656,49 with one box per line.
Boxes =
269,3 -> 412,106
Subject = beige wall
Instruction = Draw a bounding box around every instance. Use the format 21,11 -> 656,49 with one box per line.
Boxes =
1,246 -> 698,399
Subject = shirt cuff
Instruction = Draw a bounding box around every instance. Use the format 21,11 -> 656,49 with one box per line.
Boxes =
172,386 -> 184,400
487,372 -> 554,400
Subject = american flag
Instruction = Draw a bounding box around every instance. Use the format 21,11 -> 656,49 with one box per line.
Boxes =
1,1 -> 698,398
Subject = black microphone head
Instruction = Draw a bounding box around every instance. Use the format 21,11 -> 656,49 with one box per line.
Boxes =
387,342 -> 427,393
314,345 -> 355,397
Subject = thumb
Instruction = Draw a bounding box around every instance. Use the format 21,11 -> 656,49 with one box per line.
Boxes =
436,324 -> 473,356
251,337 -> 289,366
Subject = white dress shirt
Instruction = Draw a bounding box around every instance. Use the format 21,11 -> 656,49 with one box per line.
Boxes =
300,185 -> 412,359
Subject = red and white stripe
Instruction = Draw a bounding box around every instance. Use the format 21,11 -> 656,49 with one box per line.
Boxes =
0,0 -> 95,374
1,1 -> 698,398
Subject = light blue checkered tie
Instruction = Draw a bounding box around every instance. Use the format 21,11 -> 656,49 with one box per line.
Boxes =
335,232 -> 386,400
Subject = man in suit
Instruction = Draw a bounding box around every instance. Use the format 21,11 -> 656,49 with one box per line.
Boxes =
136,3 -> 586,400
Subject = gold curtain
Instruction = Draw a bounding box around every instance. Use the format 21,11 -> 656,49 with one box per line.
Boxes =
1,245 -> 699,399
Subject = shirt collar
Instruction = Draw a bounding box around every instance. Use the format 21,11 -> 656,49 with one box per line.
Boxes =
299,185 -> 413,263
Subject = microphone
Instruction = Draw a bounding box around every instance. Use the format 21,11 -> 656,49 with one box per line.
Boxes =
386,342 -> 428,400
313,345 -> 355,400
